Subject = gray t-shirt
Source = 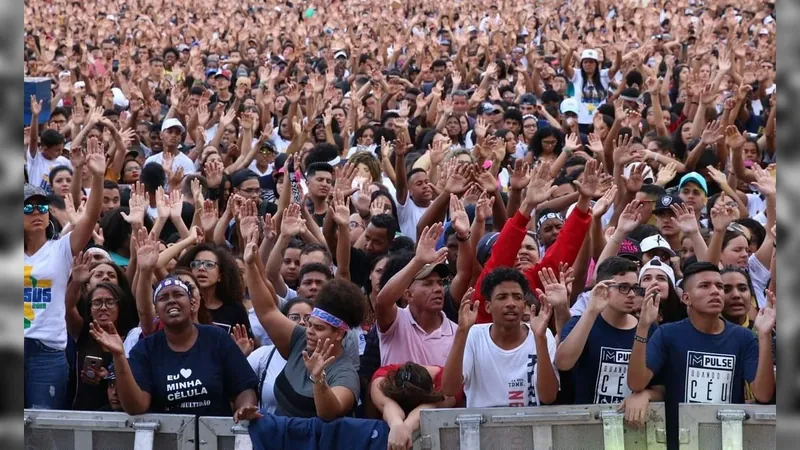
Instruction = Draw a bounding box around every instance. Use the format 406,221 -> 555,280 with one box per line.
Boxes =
273,325 -> 360,417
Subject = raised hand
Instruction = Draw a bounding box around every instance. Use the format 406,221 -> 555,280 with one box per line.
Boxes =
669,203 -> 699,235
612,134 -> 635,166
700,120 -> 723,146
587,132 -> 604,154
232,324 -> 254,356
132,227 -> 160,271
617,200 -> 644,234
415,223 -> 448,265
639,283 -> 661,326
445,162 -> 472,195
530,294 -> 553,337
573,159 -> 601,198
331,188 -> 351,227
563,133 -> 581,152
204,160 -> 224,189
457,288 -> 480,332
625,162 -> 647,193
30,95 -> 43,117
656,162 -> 678,186
509,159 -> 532,191
71,251 -> 92,284
536,267 -> 569,310
724,125 -> 746,150
155,187 -> 170,220
710,196 -> 736,230
752,165 -> 776,198
200,200 -> 219,234
281,203 -> 307,237
524,162 -> 558,207
475,191 -> 495,222
88,321 -> 124,356
449,194 -> 470,236
238,200 -> 260,244
121,182 -> 148,226
592,185 -> 618,218
85,137 -> 107,177
302,337 -> 337,380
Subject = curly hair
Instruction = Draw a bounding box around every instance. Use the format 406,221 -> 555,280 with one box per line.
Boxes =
480,267 -> 532,302
313,279 -> 367,328
176,243 -> 245,305
380,362 -> 444,414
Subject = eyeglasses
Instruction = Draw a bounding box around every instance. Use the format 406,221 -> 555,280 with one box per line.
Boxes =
541,140 -> 558,146
288,313 -> 311,324
91,298 -> 119,309
238,187 -> 261,195
190,260 -> 219,271
24,204 -> 50,215
607,283 -> 646,296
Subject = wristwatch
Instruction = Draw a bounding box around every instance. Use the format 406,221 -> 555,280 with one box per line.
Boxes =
310,370 -> 327,385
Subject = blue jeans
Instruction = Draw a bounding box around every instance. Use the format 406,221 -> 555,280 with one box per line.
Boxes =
25,338 -> 69,409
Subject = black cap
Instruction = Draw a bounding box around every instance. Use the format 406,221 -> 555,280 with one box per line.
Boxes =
654,193 -> 683,213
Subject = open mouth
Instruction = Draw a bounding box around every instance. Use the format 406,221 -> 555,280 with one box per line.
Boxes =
166,306 -> 181,317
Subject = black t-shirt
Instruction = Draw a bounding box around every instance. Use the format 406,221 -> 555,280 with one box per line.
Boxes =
207,301 -> 252,337
348,247 -> 376,290
128,324 -> 258,416
72,324 -> 112,411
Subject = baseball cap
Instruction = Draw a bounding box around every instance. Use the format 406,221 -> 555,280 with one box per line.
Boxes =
467,25 -> 477,33
519,93 -> 537,105
640,235 -> 676,257
24,184 -> 49,204
654,193 -> 683,213
414,263 -> 450,280
478,102 -> 501,115
212,69 -> 232,80
161,118 -> 185,133
560,97 -> 580,116
623,162 -> 655,184
334,50 -> 348,59
679,172 -> 708,195
581,49 -> 600,61
477,232 -> 501,265
759,28 -> 770,35
177,44 -> 190,52
617,238 -> 642,262
619,87 -> 641,102
638,257 -> 676,286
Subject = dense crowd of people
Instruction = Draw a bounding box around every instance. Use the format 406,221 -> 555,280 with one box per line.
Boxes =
23,0 -> 776,448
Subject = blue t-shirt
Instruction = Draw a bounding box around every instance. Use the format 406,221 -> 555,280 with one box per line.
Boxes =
561,315 -> 657,405
646,318 -> 758,450
128,324 -> 258,416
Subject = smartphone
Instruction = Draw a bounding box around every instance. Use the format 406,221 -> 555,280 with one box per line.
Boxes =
112,60 -> 119,72
83,355 -> 104,378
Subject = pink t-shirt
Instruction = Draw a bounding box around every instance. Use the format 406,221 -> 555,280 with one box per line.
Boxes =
378,307 -> 456,367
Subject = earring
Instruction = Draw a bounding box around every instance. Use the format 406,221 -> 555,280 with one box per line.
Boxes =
47,221 -> 57,239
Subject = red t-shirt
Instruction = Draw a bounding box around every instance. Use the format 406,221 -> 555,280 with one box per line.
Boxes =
371,364 -> 465,406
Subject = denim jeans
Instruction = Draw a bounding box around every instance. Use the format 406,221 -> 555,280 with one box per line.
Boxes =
24,338 -> 68,409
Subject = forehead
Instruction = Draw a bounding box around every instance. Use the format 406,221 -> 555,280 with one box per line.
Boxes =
92,287 -> 115,298
721,271 -> 747,284
613,272 -> 639,283
541,218 -> 563,229
195,250 -> 218,261
409,171 -> 429,183
642,268 -> 666,279
157,285 -> 188,299
301,271 -> 328,282
288,302 -> 313,315
688,271 -> 722,286
92,263 -> 115,273
238,178 -> 259,189
490,281 -> 524,297
365,224 -> 388,239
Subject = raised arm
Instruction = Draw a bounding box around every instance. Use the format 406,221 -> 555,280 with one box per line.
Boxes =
132,228 -> 159,336
442,288 -> 478,397
243,232 -> 297,359
71,137 -> 106,255
555,283 -> 608,370
266,203 -> 306,298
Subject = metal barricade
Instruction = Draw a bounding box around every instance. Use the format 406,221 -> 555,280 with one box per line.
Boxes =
678,403 -> 776,450
417,403 -> 667,450
23,409 -> 195,450
197,416 -> 253,450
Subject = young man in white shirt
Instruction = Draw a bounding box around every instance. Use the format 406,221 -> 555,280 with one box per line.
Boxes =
144,118 -> 196,176
442,267 -> 559,407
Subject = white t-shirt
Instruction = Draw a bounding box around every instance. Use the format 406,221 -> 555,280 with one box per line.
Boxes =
24,233 -> 74,350
123,327 -> 143,357
396,191 -> 428,242
462,324 -> 558,408
746,193 -> 768,226
748,254 -> 770,309
247,345 -> 288,414
569,69 -> 611,125
144,151 -> 196,175
26,152 -> 72,190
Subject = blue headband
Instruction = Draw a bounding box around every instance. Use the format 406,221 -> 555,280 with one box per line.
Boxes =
310,308 -> 349,331
153,277 -> 190,304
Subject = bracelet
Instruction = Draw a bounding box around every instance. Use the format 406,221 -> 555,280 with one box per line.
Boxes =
633,335 -> 648,344
456,232 -> 472,242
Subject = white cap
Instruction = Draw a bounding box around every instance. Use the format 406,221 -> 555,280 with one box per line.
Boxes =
334,50 -> 348,59
638,256 -> 676,286
111,88 -> 129,109
560,97 -> 580,115
161,118 -> 185,133
467,25 -> 477,33
623,162 -> 654,184
640,235 -> 676,257
581,49 -> 600,61
759,28 -> 770,35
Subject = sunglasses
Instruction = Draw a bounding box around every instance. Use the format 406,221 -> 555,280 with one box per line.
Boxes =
189,260 -> 219,271
24,204 -> 50,215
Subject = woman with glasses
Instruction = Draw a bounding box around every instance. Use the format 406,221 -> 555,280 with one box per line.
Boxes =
516,115 -> 538,159
247,298 -> 314,413
176,243 -> 252,336
529,128 -> 563,164
71,282 -> 137,410
24,144 -> 106,410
